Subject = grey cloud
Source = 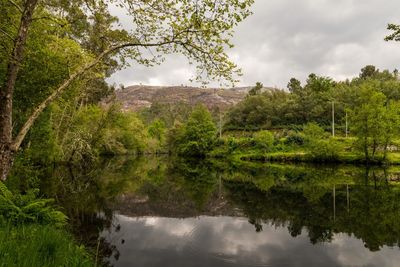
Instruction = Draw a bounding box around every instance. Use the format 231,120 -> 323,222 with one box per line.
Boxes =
108,0 -> 400,88
101,215 -> 400,267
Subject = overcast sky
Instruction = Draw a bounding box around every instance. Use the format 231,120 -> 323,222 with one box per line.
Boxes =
108,0 -> 400,89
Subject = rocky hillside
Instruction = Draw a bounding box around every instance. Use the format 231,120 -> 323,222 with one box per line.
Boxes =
114,85 -> 252,111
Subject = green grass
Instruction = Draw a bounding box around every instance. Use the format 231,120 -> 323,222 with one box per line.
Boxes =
0,224 -> 94,267
210,135 -> 400,165
233,150 -> 400,165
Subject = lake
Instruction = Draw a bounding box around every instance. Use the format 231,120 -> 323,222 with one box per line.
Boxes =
41,156 -> 400,267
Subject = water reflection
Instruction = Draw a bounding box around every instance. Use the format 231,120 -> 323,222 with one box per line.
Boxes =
41,156 -> 400,266
102,215 -> 400,267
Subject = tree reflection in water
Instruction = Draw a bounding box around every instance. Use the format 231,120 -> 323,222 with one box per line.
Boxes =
40,156 -> 400,265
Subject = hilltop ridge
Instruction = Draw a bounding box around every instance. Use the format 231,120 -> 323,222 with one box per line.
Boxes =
114,85 -> 260,111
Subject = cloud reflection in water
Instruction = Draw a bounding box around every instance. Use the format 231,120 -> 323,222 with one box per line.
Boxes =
101,215 -> 400,267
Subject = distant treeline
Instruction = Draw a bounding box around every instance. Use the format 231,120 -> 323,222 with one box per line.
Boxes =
224,65 -> 400,131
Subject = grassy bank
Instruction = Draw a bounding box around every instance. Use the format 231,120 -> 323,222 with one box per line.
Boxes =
212,149 -> 400,165
0,181 -> 95,267
236,151 -> 400,165
0,224 -> 94,267
209,131 -> 400,165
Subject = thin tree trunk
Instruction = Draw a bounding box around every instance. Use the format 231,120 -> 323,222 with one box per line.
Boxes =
0,0 -> 39,181
372,139 -> 377,161
383,138 -> 389,162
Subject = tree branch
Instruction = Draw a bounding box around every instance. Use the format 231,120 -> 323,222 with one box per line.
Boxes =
0,28 -> 14,41
7,0 -> 23,13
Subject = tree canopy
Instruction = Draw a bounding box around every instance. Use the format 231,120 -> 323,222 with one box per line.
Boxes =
0,0 -> 255,180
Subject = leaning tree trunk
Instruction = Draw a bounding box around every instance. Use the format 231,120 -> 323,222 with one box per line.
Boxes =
0,0 -> 39,181
0,0 -> 175,181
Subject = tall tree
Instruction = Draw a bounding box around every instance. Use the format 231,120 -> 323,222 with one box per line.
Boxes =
248,82 -> 263,96
349,84 -> 400,162
177,105 -> 217,157
0,0 -> 254,180
287,78 -> 302,93
359,65 -> 379,79
0,0 -> 39,181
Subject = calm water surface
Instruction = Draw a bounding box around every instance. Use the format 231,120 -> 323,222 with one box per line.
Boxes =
42,156 -> 400,267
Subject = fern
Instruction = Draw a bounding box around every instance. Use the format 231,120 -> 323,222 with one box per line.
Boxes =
0,182 -> 67,227
0,182 -> 13,200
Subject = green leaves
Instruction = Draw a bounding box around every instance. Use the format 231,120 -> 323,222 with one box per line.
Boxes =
175,104 -> 217,156
253,130 -> 274,152
385,23 -> 400,42
349,83 -> 400,162
0,182 -> 67,227
115,0 -> 254,85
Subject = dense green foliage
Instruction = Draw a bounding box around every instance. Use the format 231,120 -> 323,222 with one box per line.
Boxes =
350,85 -> 400,162
253,130 -> 274,152
172,105 -> 217,157
0,181 -> 94,267
219,66 -> 400,163
302,123 -> 340,161
0,0 -> 255,172
225,67 -> 400,131
6,65 -> 400,170
0,182 -> 66,226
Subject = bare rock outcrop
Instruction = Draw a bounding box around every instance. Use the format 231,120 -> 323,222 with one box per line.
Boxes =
114,85 -> 251,111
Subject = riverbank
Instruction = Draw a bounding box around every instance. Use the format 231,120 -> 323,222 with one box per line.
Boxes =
209,135 -> 400,166
236,151 -> 400,165
0,180 -> 95,267
0,224 -> 94,267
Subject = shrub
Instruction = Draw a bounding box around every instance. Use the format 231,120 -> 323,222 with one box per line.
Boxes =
63,105 -> 147,160
301,123 -> 340,161
284,131 -> 304,146
176,105 -> 217,157
148,119 -> 166,141
226,137 -> 240,153
303,122 -> 327,141
166,120 -> 185,154
307,138 -> 340,161
253,130 -> 274,152
237,137 -> 255,148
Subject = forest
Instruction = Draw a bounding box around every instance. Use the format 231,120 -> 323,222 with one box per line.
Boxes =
1,0 -> 400,266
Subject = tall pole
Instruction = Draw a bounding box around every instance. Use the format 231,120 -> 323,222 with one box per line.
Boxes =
332,101 -> 335,137
346,184 -> 349,213
333,184 -> 336,222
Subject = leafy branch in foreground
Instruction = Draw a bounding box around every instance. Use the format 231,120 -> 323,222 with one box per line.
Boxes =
385,23 -> 400,42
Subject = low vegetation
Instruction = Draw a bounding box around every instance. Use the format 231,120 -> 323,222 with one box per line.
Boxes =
0,224 -> 93,267
0,182 -> 94,266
